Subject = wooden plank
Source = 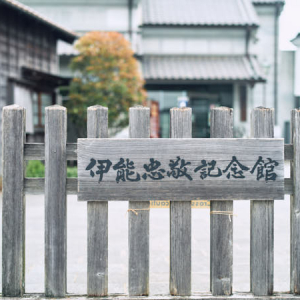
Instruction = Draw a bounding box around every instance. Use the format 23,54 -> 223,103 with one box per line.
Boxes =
23,142 -> 293,162
2,105 -> 26,296
24,143 -> 77,160
291,109 -> 300,293
87,105 -> 108,296
169,108 -> 192,296
1,292 -> 300,300
25,178 -> 77,194
45,105 -> 67,297
210,107 -> 233,296
250,107 -> 274,296
24,177 -> 293,196
285,144 -> 293,161
285,178 -> 293,195
128,106 -> 150,296
77,138 -> 284,201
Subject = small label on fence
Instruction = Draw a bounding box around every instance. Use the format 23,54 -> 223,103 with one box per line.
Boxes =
150,200 -> 210,208
77,138 -> 284,201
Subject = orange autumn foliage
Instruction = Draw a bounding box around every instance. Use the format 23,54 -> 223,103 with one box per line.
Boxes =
66,31 -> 146,136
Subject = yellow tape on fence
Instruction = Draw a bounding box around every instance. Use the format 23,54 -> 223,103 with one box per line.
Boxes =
150,200 -> 210,209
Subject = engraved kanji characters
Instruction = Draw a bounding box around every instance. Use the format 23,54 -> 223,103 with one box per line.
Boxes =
222,156 -> 250,179
167,156 -> 193,181
85,158 -> 112,182
85,155 -> 279,183
113,158 -> 140,183
142,158 -> 165,180
194,159 -> 222,179
250,156 -> 279,182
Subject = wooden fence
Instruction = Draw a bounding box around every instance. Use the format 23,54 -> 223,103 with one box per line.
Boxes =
1,104 -> 299,299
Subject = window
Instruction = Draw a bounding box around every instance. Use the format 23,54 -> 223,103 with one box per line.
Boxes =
14,84 -> 34,134
14,83 -> 54,133
148,90 -> 185,138
239,85 -> 247,122
32,92 -> 53,128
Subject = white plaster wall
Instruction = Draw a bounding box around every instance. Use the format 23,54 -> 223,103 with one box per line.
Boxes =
141,28 -> 246,55
18,1 -> 142,53
251,6 -> 276,111
294,47 -> 300,96
251,6 -> 295,139
24,5 -> 128,32
278,51 -> 295,140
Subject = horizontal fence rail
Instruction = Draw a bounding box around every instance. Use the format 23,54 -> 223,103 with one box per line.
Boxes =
23,177 -> 294,195
2,104 -> 298,300
23,143 -> 294,195
23,143 -> 294,161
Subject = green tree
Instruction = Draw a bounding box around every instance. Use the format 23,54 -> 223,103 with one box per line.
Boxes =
66,31 -> 146,137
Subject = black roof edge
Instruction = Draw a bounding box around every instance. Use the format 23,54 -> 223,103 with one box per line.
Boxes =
252,1 -> 284,5
291,33 -> 300,43
145,78 -> 266,85
140,24 -> 259,29
0,0 -> 78,43
21,66 -> 72,87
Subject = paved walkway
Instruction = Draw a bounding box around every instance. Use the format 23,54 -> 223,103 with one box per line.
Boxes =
0,163 -> 291,295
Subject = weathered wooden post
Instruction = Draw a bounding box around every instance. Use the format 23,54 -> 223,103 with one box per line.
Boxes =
2,105 -> 26,296
291,109 -> 300,294
170,107 -> 192,296
250,107 -> 274,296
128,106 -> 150,296
87,105 -> 108,296
210,107 -> 233,296
45,105 -> 67,297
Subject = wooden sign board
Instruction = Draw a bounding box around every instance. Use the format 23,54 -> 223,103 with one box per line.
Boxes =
77,138 -> 284,201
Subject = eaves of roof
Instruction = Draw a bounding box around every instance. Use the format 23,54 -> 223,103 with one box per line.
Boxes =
0,0 -> 78,43
140,24 -> 259,29
291,33 -> 300,47
141,55 -> 266,83
252,0 -> 284,5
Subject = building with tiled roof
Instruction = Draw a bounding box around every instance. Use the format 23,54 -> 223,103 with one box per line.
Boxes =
0,0 -> 77,170
17,0 -> 290,140
139,0 -> 285,138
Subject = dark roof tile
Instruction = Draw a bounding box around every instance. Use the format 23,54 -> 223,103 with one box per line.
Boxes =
142,0 -> 259,27
142,55 -> 265,82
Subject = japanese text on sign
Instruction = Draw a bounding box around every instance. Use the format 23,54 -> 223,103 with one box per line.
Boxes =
77,138 -> 284,201
85,156 -> 279,183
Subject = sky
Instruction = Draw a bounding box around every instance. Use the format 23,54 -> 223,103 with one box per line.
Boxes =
279,0 -> 300,50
